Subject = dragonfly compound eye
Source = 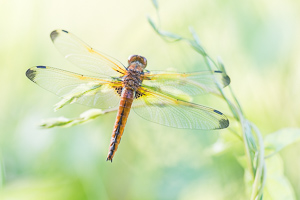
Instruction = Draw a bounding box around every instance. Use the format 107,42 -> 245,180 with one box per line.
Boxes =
128,55 -> 137,64
128,55 -> 147,67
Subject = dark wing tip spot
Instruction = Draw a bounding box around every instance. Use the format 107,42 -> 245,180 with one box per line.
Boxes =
213,110 -> 229,129
222,75 -> 231,87
37,66 -> 46,69
62,30 -> 69,33
26,68 -> 36,82
213,70 -> 230,87
219,119 -> 229,129
50,30 -> 59,41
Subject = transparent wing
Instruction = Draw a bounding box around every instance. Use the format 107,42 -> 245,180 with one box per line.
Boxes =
26,66 -> 122,109
50,29 -> 127,77
142,70 -> 230,100
133,87 -> 229,130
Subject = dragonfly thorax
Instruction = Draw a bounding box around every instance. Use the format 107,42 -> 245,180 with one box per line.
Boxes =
123,70 -> 143,91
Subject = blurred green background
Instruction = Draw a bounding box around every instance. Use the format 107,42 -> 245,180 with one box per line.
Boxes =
0,0 -> 299,199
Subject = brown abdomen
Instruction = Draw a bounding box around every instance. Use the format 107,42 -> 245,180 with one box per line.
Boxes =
106,88 -> 134,162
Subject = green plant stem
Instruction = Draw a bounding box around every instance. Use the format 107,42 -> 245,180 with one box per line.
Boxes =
250,123 -> 265,200
239,115 -> 255,178
200,44 -> 256,180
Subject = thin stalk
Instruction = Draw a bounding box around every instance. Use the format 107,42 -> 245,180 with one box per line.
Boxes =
239,115 -> 255,178
250,123 -> 265,200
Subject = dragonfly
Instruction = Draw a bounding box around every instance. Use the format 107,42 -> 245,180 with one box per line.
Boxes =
26,30 -> 230,162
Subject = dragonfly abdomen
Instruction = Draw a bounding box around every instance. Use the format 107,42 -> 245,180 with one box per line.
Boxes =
106,88 -> 135,162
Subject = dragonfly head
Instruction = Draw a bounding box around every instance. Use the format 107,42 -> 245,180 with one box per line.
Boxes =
128,55 -> 147,70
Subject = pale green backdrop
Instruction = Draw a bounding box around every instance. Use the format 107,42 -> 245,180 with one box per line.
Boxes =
0,0 -> 299,199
